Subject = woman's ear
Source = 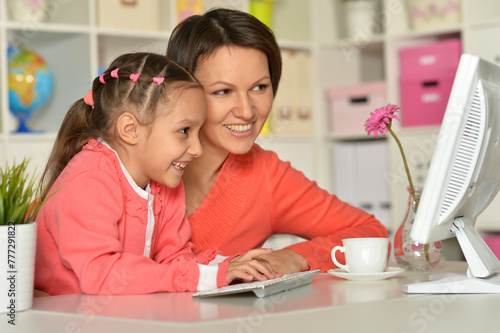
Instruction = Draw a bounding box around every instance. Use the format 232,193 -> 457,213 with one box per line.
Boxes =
117,112 -> 139,145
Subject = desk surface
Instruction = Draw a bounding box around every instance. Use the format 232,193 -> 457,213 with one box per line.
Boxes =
4,261 -> 500,333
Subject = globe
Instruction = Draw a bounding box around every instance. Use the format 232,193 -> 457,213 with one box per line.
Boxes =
8,44 -> 54,133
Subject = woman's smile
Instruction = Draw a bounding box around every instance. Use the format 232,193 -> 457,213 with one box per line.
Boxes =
224,123 -> 254,134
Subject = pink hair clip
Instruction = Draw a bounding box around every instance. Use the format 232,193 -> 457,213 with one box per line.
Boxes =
111,68 -> 119,78
84,90 -> 94,107
153,77 -> 164,85
99,73 -> 105,84
130,73 -> 140,83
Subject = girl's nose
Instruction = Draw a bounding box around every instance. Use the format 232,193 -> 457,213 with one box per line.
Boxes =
188,136 -> 203,158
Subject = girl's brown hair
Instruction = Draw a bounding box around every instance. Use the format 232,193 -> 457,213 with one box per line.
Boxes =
39,52 -> 199,199
166,8 -> 282,95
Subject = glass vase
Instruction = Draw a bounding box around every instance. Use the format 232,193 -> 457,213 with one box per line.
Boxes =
394,186 -> 442,271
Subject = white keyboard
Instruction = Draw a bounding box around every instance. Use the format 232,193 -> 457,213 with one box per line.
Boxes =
193,270 -> 321,298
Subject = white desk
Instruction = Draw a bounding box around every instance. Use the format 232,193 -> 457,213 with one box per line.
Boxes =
4,261 -> 500,333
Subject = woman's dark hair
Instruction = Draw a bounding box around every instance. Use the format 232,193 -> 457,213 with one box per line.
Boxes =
166,8 -> 282,95
39,52 -> 200,199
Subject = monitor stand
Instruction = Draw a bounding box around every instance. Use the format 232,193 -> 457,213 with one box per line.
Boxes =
404,217 -> 500,294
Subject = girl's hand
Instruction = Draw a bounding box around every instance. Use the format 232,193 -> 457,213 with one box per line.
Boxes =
226,248 -> 282,284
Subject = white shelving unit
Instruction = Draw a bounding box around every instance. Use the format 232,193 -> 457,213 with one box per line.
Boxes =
310,0 -> 500,236
2,0 -> 500,242
0,0 -> 319,183
0,1 -> 175,176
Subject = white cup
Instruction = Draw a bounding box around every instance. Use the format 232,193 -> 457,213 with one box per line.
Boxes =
331,237 -> 389,273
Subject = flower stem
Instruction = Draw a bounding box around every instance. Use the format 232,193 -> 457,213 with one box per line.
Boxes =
387,122 -> 418,208
387,121 -> 430,262
424,244 -> 430,261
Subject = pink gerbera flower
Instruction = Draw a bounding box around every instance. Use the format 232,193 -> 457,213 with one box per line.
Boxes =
364,103 -> 416,205
364,104 -> 400,139
365,104 -> 431,262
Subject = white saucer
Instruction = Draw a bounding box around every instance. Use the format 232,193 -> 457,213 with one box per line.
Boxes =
327,267 -> 405,281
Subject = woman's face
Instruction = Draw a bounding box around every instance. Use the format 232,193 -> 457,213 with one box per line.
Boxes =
194,46 -> 274,155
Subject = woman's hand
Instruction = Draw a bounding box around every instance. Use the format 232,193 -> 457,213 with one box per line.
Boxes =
226,248 -> 282,284
256,249 -> 310,274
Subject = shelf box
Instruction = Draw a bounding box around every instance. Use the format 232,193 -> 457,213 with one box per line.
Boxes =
203,0 -> 247,12
97,0 -> 162,31
97,35 -> 168,69
330,141 -> 391,228
482,233 -> 500,260
327,81 -> 385,135
271,50 -> 313,136
400,73 -> 456,127
407,0 -> 461,31
399,39 -> 461,127
399,38 -> 462,78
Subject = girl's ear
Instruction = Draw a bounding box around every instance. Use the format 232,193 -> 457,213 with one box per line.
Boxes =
117,112 -> 139,145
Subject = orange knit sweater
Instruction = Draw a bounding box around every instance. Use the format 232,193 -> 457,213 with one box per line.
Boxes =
188,144 -> 388,272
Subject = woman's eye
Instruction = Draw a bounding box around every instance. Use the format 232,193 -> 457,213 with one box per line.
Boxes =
253,84 -> 268,92
213,89 -> 230,96
179,127 -> 189,134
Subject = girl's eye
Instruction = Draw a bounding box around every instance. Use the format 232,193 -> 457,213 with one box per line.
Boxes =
179,127 -> 189,134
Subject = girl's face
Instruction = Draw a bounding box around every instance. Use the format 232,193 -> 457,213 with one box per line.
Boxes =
132,87 -> 206,188
194,46 -> 274,156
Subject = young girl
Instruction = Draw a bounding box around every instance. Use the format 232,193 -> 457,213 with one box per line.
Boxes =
34,52 -> 278,296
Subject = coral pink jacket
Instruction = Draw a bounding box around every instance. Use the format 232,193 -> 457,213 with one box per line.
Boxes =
188,144 -> 388,272
35,139 -> 228,296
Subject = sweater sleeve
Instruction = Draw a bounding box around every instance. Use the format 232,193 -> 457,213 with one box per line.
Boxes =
263,149 -> 388,272
47,169 -> 224,294
151,183 -> 229,290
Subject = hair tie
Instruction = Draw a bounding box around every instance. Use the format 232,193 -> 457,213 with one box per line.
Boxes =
111,68 -> 119,78
99,74 -> 105,84
130,73 -> 140,83
83,90 -> 94,107
153,77 -> 164,85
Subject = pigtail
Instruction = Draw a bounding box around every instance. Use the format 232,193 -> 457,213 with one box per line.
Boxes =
39,99 -> 99,200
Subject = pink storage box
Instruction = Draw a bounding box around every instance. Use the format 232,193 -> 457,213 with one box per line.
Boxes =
400,72 -> 456,127
399,38 -> 462,127
328,81 -> 386,134
482,234 -> 500,260
399,38 -> 462,78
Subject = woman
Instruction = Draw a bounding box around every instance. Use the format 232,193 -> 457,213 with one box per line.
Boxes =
166,8 -> 388,274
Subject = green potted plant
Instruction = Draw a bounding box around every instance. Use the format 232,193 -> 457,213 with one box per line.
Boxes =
1,159 -> 45,316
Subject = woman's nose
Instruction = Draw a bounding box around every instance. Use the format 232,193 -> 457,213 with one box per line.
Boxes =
232,93 -> 254,119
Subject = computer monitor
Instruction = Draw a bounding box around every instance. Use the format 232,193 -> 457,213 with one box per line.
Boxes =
404,54 -> 500,294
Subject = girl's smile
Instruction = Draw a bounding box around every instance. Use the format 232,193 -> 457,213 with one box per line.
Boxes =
172,161 -> 189,174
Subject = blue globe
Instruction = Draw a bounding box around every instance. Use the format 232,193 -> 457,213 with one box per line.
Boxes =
8,44 -> 54,133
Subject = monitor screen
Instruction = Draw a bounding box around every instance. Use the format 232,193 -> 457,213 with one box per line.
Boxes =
405,54 -> 500,293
